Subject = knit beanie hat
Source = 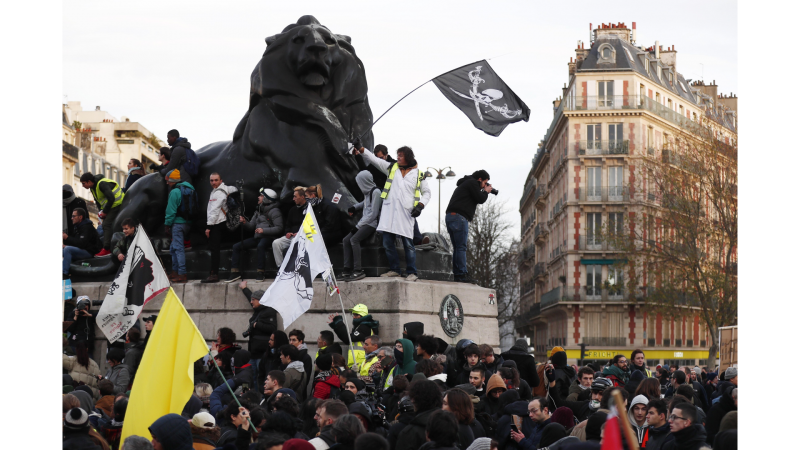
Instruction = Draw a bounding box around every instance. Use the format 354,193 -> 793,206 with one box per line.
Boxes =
284,439 -> 316,450
316,353 -> 333,371
551,350 -> 567,367
64,407 -> 90,430
501,360 -> 518,370
724,366 -> 737,379
539,423 -> 568,448
455,383 -> 477,396
466,437 -> 493,450
251,290 -> 265,300
707,372 -> 718,382
514,339 -> 529,350
551,406 -> 576,429
166,169 -> 181,182
586,412 -> 607,441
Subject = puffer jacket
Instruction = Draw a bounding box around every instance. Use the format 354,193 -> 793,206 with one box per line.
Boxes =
206,182 -> 238,226
353,171 -> 382,229
105,364 -> 131,395
243,201 -> 284,239
63,354 -> 102,397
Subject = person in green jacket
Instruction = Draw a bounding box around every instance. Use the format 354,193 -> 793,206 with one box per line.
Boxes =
391,338 -> 417,379
165,169 -> 194,283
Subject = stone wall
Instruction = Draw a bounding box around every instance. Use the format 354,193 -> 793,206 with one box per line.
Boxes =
72,278 -> 498,374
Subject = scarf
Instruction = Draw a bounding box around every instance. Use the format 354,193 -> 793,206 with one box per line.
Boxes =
602,365 -> 631,384
315,370 -> 332,380
298,343 -> 308,351
287,360 -> 305,373
352,315 -> 380,330
127,167 -> 144,176
306,197 -> 321,206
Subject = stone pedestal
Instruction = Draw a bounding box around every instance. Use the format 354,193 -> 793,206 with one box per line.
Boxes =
71,277 -> 498,374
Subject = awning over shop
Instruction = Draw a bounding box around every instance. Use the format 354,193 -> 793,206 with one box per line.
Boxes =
580,259 -> 627,265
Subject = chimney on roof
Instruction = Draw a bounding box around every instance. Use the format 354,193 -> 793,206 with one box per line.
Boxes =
95,106 -> 101,111
655,41 -> 660,59
632,22 -> 637,43
660,44 -> 677,71
594,21 -> 631,43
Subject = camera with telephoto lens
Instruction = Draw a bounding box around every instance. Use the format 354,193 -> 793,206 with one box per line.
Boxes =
73,298 -> 90,316
487,183 -> 498,195
242,328 -> 251,338
362,386 -> 387,427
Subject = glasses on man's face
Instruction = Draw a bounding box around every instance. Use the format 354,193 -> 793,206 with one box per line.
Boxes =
669,415 -> 687,421
529,408 -> 540,414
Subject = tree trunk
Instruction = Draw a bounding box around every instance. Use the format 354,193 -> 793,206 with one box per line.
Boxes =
707,324 -> 719,366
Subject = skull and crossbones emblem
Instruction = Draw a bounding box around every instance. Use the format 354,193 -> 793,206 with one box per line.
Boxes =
450,66 -> 523,121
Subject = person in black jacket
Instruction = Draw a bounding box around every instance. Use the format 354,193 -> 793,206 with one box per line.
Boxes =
396,380 -> 444,450
501,339 -> 540,391
663,403 -> 709,450
288,329 -> 314,399
160,129 -> 193,184
238,280 -> 277,387
421,410 -> 461,450
444,170 -> 493,283
306,184 -> 342,244
356,144 -> 394,190
123,158 -> 145,193
704,386 -> 736,446
273,186 -> 309,266
63,184 -> 87,237
63,207 -> 102,277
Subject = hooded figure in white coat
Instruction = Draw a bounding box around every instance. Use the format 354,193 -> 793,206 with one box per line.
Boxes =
357,145 -> 431,281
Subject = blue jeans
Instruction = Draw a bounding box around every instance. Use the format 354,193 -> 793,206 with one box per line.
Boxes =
63,246 -> 93,274
232,237 -> 271,270
445,213 -> 469,277
413,220 -> 424,245
170,223 -> 191,275
382,232 -> 416,275
248,358 -> 261,387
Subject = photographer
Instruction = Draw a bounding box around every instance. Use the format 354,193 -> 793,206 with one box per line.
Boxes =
239,280 -> 278,387
66,296 -> 97,354
444,170 -> 494,284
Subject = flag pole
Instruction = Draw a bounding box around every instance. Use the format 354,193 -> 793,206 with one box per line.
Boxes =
354,79 -> 432,144
611,389 -> 639,450
330,268 -> 358,369
208,350 -> 257,433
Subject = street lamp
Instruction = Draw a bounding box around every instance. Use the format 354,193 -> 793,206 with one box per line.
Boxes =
423,166 -> 456,234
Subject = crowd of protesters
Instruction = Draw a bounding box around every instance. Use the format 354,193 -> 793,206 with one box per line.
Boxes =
64,134 -> 499,286
63,299 -> 738,450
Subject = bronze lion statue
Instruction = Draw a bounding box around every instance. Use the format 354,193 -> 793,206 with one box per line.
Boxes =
114,15 -> 374,236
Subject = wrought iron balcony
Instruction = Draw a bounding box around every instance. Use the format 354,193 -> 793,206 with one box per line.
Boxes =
578,186 -> 630,202
561,285 -> 628,302
533,185 -> 547,208
562,95 -> 702,134
578,234 -> 620,251
540,286 -> 562,309
578,140 -> 630,156
534,262 -> 547,280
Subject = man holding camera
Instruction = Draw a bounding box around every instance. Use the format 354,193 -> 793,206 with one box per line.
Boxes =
444,170 -> 494,283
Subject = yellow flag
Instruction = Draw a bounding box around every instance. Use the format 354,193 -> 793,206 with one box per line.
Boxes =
120,288 -> 209,443
302,211 -> 317,242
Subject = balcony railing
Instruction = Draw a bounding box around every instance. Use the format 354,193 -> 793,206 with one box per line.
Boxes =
520,182 -> 536,207
550,199 -> 564,220
533,185 -> 547,207
561,286 -> 628,301
578,234 -> 620,251
578,140 -> 630,156
534,224 -> 544,243
578,186 -> 630,202
562,95 -> 702,134
550,241 -> 566,260
541,286 -> 562,308
534,262 -> 547,279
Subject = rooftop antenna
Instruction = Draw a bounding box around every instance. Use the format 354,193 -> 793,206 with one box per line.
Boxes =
700,63 -> 704,83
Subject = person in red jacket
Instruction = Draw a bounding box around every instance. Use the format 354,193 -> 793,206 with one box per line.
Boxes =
312,354 -> 341,399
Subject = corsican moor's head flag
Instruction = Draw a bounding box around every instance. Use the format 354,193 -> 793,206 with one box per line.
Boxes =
97,225 -> 169,342
433,60 -> 530,137
259,205 -> 332,327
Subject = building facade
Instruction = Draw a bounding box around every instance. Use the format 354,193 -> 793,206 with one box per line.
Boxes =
517,23 -> 737,368
62,101 -> 164,224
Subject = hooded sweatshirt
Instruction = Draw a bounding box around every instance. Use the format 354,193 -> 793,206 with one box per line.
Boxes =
393,339 -> 418,378
161,137 -> 193,183
206,182 -> 238,227
445,175 -> 490,222
628,395 -> 650,446
353,171 -> 383,229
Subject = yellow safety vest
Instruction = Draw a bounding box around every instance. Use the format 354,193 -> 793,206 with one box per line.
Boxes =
346,328 -> 375,370
91,177 -> 124,210
381,163 -> 423,207
359,354 -> 380,378
383,366 -> 395,389
315,346 -> 327,360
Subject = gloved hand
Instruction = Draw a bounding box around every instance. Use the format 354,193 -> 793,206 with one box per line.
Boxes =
411,204 -> 424,218
546,366 -> 556,382
347,206 -> 356,216
349,226 -> 359,236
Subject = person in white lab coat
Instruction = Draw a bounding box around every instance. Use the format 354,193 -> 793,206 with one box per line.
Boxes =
355,145 -> 431,281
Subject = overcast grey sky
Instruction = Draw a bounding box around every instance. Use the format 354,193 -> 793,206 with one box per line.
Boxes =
63,0 -> 737,234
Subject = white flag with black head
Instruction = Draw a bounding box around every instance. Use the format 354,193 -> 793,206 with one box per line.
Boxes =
433,60 -> 530,136
259,205 -> 332,327
97,225 -> 170,342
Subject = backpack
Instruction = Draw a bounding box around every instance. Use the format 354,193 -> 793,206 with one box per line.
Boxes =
224,192 -> 243,231
532,363 -> 548,397
182,148 -> 200,176
474,411 -> 497,437
177,185 -> 200,220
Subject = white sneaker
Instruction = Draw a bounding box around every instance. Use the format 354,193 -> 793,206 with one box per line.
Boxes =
380,271 -> 402,277
406,274 -> 418,282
